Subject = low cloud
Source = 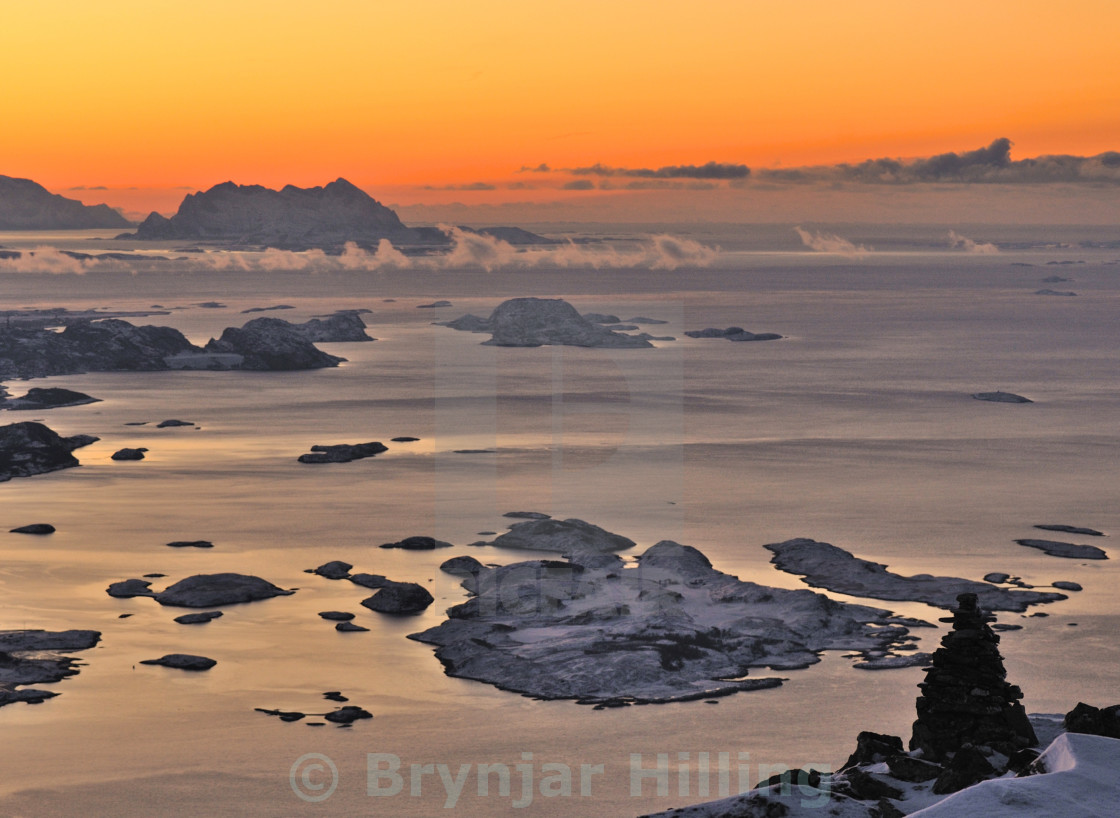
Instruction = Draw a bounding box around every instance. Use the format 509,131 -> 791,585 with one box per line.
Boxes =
757,139 -> 1120,185
0,246 -> 97,274
571,161 -> 750,180
948,230 -> 999,254
517,163 -> 551,173
794,227 -> 869,257
2,233 -> 720,276
562,180 -> 595,190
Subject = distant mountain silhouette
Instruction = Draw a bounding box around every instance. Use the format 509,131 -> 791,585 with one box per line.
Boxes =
123,178 -> 446,247
0,176 -> 132,230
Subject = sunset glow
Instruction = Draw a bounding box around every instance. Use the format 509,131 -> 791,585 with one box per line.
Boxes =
5,0 -> 1119,215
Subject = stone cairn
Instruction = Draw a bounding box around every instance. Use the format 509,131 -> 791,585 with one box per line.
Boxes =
910,592 -> 1037,762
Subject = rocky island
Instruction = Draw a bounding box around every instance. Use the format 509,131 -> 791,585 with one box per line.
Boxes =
119,178 -> 551,251
410,537 -> 932,705
439,297 -> 656,348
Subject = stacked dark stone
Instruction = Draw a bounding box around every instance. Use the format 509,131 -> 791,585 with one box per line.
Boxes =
910,592 -> 1037,763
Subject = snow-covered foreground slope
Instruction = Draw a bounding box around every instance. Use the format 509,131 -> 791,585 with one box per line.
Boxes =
908,733 -> 1120,818
640,732 -> 1120,817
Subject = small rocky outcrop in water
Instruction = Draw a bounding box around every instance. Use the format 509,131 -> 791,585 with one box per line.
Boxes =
105,573 -> 294,607
0,421 -> 98,482
297,441 -> 388,463
684,327 -> 782,342
111,447 -> 147,461
1,387 -> 100,410
9,523 -> 55,534
361,581 -> 435,614
139,654 -> 217,671
204,318 -> 345,370
293,312 -> 375,343
1014,538 -> 1108,560
439,298 -> 654,348
972,390 -> 1032,403
379,536 -> 452,550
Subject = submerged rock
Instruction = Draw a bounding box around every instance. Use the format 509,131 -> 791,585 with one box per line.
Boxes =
156,419 -> 194,428
166,540 -> 214,548
0,421 -> 97,482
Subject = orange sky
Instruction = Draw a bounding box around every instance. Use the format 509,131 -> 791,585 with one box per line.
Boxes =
4,1 -> 1119,218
